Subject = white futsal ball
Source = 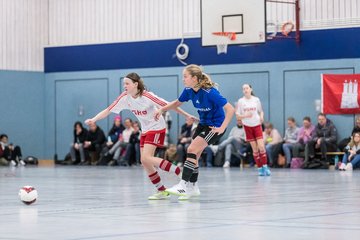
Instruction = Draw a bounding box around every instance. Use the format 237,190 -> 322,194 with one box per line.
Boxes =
19,186 -> 38,205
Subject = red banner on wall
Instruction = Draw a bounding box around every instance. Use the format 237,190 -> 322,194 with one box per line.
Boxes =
321,74 -> 360,114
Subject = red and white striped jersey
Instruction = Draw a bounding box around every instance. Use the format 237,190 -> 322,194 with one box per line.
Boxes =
108,91 -> 168,133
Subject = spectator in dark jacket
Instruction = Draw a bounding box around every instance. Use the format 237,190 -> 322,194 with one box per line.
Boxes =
106,115 -> 125,147
0,134 -> 24,166
122,121 -> 141,166
69,122 -> 88,164
305,113 -> 338,162
98,115 -> 125,165
83,122 -> 106,165
176,117 -> 195,166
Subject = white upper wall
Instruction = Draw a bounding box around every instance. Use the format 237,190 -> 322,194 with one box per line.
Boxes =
1,0 -> 360,71
48,0 -> 200,46
267,0 -> 360,30
0,0 -> 48,71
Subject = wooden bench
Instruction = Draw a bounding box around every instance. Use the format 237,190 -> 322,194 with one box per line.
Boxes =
315,152 -> 344,169
315,152 -> 344,156
315,152 -> 344,162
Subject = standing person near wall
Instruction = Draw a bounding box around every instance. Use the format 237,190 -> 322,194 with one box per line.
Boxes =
155,64 -> 235,200
85,72 -> 195,200
236,84 -> 271,176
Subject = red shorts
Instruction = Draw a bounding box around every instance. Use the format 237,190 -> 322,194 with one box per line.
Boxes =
140,129 -> 166,148
243,125 -> 263,142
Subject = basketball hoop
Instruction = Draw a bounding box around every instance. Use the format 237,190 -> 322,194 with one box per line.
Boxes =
212,32 -> 237,54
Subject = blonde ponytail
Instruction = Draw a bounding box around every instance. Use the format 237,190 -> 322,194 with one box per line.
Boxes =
185,64 -> 216,89
199,73 -> 217,89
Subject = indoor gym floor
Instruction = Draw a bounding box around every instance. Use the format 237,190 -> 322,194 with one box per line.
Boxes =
0,166 -> 359,240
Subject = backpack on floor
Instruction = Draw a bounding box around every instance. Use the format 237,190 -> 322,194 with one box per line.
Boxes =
303,159 -> 328,169
24,156 -> 38,165
291,157 -> 304,169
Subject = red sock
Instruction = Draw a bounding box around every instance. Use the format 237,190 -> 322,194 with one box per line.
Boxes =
148,171 -> 166,191
160,159 -> 181,175
259,151 -> 268,166
253,152 -> 262,168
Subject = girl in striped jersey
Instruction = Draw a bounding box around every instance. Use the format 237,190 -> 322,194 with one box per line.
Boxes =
236,84 -> 271,176
85,73 -> 195,200
155,65 -> 235,200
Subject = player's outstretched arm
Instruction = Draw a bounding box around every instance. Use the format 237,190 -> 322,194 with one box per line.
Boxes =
174,107 -> 198,122
154,100 -> 182,120
85,108 -> 111,125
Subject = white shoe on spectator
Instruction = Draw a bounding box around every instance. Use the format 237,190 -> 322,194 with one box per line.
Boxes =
223,161 -> 230,168
10,160 -> 17,166
339,163 -> 346,171
345,163 -> 353,171
20,160 -> 26,166
209,145 -> 219,155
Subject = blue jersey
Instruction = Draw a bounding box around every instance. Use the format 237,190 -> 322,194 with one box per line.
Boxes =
178,87 -> 227,127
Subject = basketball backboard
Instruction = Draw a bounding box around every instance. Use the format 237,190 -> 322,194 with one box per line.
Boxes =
201,0 -> 266,47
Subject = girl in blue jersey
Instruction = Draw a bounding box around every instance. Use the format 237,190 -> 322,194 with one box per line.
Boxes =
155,64 -> 235,200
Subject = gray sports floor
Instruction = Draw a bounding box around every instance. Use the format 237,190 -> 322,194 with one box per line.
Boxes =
1,166 -> 359,240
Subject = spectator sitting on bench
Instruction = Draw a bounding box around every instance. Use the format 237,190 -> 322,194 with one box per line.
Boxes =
108,118 -> 134,166
98,115 -> 125,165
175,117 -> 195,167
209,118 -> 250,168
69,121 -> 88,164
83,122 -> 106,165
339,132 -> 360,171
263,122 -> 282,167
0,134 -> 25,166
282,117 -> 300,168
123,121 -> 141,166
305,113 -> 337,164
293,116 -> 315,158
338,115 -> 360,151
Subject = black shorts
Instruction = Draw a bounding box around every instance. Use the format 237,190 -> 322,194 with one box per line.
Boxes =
192,124 -> 226,145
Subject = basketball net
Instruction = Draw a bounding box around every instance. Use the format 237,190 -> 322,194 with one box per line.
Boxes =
212,32 -> 237,54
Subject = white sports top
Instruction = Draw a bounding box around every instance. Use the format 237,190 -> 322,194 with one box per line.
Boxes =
236,96 -> 263,127
108,91 -> 167,133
